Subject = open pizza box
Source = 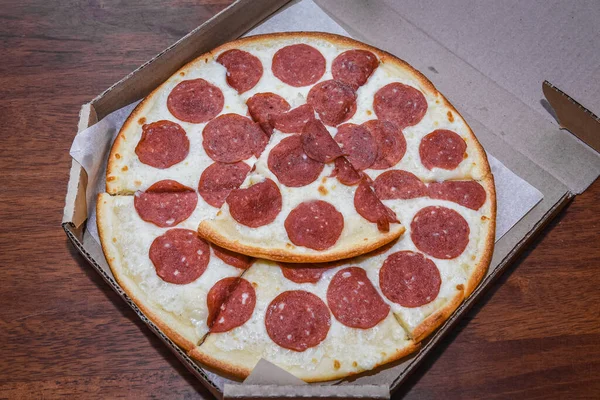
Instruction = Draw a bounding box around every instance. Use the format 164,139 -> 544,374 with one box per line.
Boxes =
62,0 -> 600,398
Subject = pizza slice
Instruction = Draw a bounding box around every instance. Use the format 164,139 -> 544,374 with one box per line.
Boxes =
96,190 -> 253,350
354,174 -> 495,341
190,260 -> 417,382
198,126 -> 404,263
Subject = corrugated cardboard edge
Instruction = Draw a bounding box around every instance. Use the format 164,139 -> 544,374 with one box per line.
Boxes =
223,384 -> 389,399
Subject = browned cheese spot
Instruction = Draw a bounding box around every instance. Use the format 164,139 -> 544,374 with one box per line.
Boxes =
134,180 -> 141,186
179,72 -> 185,77
456,284 -> 464,291
138,117 -> 146,125
481,216 -> 489,221
115,153 -> 121,159
107,176 -> 116,182
112,237 -> 117,243
352,361 -> 358,368
366,110 -> 372,116
333,360 -> 341,370
447,111 -> 454,123
121,166 -> 128,171
318,185 -> 328,195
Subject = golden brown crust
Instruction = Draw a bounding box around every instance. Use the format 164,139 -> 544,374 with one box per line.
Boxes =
464,173 -> 497,297
188,347 -> 253,380
198,220 -> 405,263
411,290 -> 465,343
96,194 -> 199,352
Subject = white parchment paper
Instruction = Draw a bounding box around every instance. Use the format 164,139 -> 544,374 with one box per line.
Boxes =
69,1 -> 543,390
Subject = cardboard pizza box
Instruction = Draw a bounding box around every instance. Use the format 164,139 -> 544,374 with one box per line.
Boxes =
62,0 -> 600,398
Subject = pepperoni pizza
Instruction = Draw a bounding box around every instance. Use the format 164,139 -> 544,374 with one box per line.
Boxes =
97,32 -> 495,382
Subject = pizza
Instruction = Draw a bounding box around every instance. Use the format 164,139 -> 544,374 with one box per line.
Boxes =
97,32 -> 495,382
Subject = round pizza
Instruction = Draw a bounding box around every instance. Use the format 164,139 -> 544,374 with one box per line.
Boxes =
97,32 -> 495,382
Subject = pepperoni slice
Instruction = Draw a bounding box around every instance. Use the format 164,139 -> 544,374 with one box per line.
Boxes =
379,251 -> 441,307
301,120 -> 344,163
327,267 -> 390,329
149,229 -> 210,284
246,92 -> 291,135
332,50 -> 379,89
268,135 -> 324,187
362,120 -> 407,169
145,180 -> 191,193
272,44 -> 326,87
307,80 -> 357,126
373,170 -> 427,200
428,181 -> 486,210
373,82 -> 427,128
279,263 -> 333,284
167,79 -> 224,123
202,114 -> 268,163
331,156 -> 362,186
411,206 -> 470,259
227,179 -> 282,228
284,201 -> 344,251
335,123 -> 377,170
270,104 -> 315,134
217,49 -> 263,94
212,244 -> 254,270
354,180 -> 399,232
135,120 -> 189,169
198,161 -> 250,208
265,290 -> 330,352
134,180 -> 197,227
207,278 -> 256,333
419,130 -> 467,170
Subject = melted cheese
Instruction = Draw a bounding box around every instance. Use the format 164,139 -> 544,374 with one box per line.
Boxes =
102,196 -> 242,341
200,260 -> 413,378
209,131 -> 403,255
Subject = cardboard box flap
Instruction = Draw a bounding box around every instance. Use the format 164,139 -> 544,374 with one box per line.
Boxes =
315,0 -> 600,194
62,103 -> 98,226
543,81 -> 600,154
90,0 -> 289,120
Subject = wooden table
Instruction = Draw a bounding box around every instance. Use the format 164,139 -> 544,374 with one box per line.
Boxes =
1,1 -> 598,398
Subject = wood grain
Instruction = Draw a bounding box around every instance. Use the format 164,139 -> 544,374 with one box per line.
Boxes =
0,1 -> 598,398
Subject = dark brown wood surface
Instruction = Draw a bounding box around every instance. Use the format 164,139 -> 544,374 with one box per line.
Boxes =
1,1 -> 598,398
